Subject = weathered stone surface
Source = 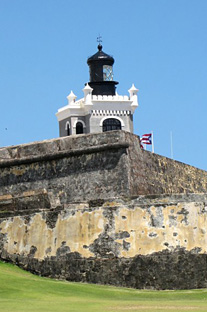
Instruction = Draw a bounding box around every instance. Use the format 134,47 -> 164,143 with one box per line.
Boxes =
0,190 -> 51,218
0,131 -> 207,203
125,132 -> 207,195
1,194 -> 207,289
1,131 -> 207,289
0,135 -> 130,203
1,246 -> 207,290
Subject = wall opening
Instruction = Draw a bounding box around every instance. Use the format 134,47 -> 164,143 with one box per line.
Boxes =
76,122 -> 84,134
102,118 -> 122,132
66,123 -> 70,136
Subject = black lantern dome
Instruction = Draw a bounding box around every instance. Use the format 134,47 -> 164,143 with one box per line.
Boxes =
87,44 -> 119,96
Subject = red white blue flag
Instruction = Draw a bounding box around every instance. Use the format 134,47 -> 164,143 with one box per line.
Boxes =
140,133 -> 152,145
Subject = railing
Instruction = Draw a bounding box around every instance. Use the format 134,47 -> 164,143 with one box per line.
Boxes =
92,95 -> 129,101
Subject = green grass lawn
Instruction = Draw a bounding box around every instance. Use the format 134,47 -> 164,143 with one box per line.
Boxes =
1,261 -> 207,312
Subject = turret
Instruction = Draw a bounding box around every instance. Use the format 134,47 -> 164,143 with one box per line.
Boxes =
67,91 -> 77,105
83,83 -> 93,105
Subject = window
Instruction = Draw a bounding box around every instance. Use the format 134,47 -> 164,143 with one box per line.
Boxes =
103,65 -> 113,81
76,122 -> 84,134
66,123 -> 70,136
102,118 -> 122,132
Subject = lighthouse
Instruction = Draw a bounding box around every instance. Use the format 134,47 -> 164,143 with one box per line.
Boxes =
56,43 -> 139,136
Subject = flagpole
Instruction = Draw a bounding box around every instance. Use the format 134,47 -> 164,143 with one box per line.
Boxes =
170,131 -> 173,159
151,131 -> 154,153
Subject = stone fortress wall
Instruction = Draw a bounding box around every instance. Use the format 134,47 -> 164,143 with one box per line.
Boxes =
1,131 -> 207,289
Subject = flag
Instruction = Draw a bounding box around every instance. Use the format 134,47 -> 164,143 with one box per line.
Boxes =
140,133 -> 152,145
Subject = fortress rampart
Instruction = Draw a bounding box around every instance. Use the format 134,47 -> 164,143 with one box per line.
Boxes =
1,131 -> 207,289
0,131 -> 207,200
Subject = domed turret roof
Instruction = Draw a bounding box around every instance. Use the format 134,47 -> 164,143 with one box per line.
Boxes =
87,44 -> 114,65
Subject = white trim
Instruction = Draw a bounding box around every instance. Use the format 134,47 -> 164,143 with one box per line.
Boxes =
65,121 -> 70,130
73,120 -> 86,128
92,109 -> 131,116
99,116 -> 125,127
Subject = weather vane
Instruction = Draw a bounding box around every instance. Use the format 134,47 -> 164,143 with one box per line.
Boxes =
97,34 -> 102,44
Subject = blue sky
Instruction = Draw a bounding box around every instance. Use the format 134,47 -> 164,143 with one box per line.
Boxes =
0,0 -> 207,170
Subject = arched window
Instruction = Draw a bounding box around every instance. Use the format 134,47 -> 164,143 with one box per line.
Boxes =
102,118 -> 122,132
65,121 -> 70,136
76,122 -> 84,134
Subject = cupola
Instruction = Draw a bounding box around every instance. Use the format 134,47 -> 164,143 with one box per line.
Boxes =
87,44 -> 118,96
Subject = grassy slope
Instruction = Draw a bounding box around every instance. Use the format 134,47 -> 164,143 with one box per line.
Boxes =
1,261 -> 207,312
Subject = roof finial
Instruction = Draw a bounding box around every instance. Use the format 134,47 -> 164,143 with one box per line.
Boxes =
97,34 -> 103,51
97,34 -> 102,44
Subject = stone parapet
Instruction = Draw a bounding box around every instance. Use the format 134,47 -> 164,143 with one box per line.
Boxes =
0,131 -> 128,164
0,131 -> 207,204
0,132 -> 131,202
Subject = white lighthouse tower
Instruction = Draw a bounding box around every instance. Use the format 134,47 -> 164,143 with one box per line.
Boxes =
56,43 -> 139,136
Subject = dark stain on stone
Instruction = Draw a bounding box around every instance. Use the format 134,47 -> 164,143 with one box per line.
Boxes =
28,245 -> 37,258
103,208 -> 115,230
115,231 -> 130,239
149,232 -> 157,238
24,216 -> 31,225
45,206 -> 62,229
200,205 -> 207,214
149,208 -> 163,228
89,232 -> 121,258
190,247 -> 202,254
177,207 -> 189,215
181,216 -> 189,225
45,247 -> 52,254
89,199 -> 105,208
59,191 -> 67,204
177,207 -> 189,225
0,232 -> 7,251
173,232 -> 178,237
123,240 -> 130,251
169,215 -> 177,227
56,242 -> 70,258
